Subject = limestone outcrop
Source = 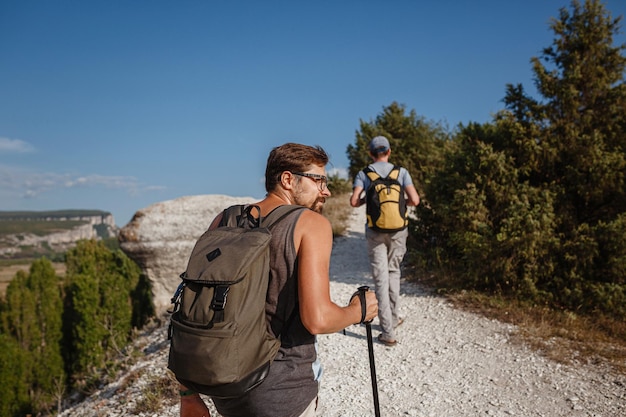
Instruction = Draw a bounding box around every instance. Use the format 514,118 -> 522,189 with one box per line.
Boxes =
118,194 -> 256,315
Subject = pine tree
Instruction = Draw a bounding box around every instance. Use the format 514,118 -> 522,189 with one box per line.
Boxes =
63,240 -> 143,385
504,0 -> 626,311
420,0 -> 626,316
25,259 -> 66,411
529,0 -> 626,225
346,101 -> 449,196
0,334 -> 30,416
0,259 -> 65,415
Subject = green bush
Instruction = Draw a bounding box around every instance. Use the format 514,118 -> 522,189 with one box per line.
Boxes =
0,239 -> 152,416
0,258 -> 65,416
63,240 -> 147,386
407,0 -> 626,320
0,334 -> 30,416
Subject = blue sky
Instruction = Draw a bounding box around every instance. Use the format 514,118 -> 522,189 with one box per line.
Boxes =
2,0 -> 626,227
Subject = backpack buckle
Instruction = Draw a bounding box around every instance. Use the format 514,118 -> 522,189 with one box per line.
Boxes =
168,282 -> 186,314
211,285 -> 230,311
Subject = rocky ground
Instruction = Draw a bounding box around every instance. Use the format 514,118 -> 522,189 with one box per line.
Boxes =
59,205 -> 625,417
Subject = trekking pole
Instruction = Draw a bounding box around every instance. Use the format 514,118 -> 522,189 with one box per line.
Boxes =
356,285 -> 381,417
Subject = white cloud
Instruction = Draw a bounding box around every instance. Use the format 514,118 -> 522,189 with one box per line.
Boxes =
0,137 -> 35,153
0,164 -> 164,199
63,174 -> 140,189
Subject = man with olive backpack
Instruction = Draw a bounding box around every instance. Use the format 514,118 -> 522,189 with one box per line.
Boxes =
176,142 -> 378,417
350,136 -> 420,347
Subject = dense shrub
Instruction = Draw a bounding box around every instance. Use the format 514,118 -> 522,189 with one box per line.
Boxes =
63,240 -> 147,385
0,259 -> 65,415
408,0 -> 626,319
0,240 -> 152,416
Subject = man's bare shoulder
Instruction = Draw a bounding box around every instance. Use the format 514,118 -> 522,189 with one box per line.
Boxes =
296,208 -> 332,230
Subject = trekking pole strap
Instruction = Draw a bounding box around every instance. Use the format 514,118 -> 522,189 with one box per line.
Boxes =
350,285 -> 370,324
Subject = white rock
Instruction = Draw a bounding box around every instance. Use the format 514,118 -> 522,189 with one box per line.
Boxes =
118,194 -> 257,315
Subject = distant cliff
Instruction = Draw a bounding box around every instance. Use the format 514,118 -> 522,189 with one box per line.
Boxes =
0,210 -> 118,259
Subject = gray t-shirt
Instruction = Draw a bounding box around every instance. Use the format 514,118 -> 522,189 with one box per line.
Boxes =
353,161 -> 414,190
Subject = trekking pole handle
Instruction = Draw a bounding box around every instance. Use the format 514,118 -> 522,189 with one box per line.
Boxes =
352,285 -> 372,324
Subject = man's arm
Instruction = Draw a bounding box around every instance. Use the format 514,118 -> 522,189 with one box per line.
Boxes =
404,184 -> 420,206
180,393 -> 211,417
349,185 -> 365,207
294,210 -> 377,334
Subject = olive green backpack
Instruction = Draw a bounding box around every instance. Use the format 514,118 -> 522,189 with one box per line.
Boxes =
167,204 -> 303,399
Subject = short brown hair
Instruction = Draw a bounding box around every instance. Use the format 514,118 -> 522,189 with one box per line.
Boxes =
265,143 -> 329,192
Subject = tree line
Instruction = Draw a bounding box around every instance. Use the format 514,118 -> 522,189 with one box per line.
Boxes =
0,240 -> 153,416
347,0 -> 626,319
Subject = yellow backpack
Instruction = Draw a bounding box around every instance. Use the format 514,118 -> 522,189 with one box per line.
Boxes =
364,166 -> 408,232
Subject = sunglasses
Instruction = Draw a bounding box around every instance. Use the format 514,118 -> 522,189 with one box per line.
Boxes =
291,172 -> 328,192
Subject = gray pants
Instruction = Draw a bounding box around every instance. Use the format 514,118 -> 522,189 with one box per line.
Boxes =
366,227 -> 408,340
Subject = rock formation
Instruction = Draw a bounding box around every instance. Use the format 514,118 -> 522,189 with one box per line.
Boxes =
118,195 -> 256,315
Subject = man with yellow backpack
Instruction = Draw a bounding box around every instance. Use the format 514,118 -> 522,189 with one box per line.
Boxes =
350,136 -> 420,347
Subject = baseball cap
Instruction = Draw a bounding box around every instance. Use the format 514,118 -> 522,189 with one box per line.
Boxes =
369,136 -> 390,153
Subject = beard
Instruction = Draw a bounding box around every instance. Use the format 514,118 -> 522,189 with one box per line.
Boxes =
294,188 -> 326,213
311,197 -> 326,213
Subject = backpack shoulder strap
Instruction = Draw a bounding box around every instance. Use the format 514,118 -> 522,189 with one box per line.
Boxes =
387,165 -> 402,181
219,205 -> 247,227
363,166 -> 381,182
219,204 -> 305,229
261,205 -> 306,229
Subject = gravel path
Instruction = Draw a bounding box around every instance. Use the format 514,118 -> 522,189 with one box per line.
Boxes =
60,205 -> 626,417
